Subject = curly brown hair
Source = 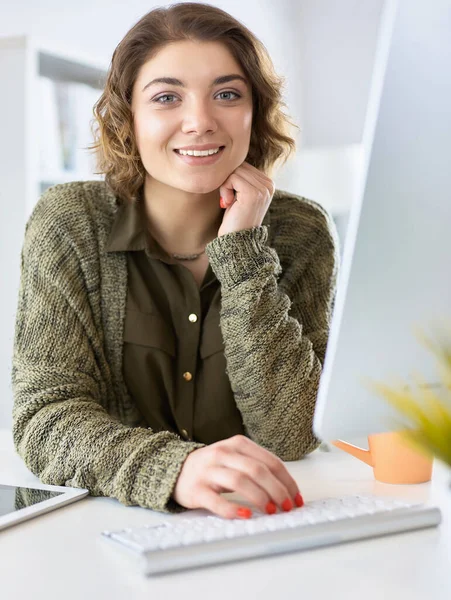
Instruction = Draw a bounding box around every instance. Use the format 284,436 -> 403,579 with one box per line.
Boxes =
89,2 -> 298,204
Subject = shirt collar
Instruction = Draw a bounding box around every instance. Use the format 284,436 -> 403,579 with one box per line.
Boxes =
106,194 -> 179,265
106,198 -> 147,253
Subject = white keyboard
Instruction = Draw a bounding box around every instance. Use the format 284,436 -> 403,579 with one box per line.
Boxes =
101,494 -> 441,575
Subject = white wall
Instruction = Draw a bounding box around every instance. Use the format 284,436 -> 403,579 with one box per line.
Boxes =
0,0 -> 383,147
298,0 -> 384,147
0,0 -> 384,198
0,0 -> 383,430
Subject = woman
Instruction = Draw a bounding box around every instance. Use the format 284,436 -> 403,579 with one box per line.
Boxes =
12,3 -> 340,520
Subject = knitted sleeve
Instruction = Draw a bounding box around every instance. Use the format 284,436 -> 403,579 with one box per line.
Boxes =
11,191 -> 204,513
205,201 -> 340,461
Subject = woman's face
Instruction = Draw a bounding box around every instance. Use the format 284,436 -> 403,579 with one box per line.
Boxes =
131,40 -> 253,194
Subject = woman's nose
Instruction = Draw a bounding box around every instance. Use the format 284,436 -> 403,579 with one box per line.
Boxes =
181,99 -> 218,135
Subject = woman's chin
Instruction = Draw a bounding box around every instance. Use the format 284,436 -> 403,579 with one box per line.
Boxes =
176,180 -> 222,195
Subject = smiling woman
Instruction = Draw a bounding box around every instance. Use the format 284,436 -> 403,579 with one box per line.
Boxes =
91,4 -> 296,205
12,2 -> 340,520
130,40 -> 253,210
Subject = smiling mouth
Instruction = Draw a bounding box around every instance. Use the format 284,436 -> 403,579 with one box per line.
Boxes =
173,146 -> 226,166
174,146 -> 225,156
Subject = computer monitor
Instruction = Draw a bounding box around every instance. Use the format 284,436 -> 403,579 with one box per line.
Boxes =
313,0 -> 451,442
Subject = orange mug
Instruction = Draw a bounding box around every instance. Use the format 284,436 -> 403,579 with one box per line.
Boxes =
332,431 -> 433,484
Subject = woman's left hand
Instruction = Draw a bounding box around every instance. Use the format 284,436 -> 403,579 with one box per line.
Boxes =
217,161 -> 275,237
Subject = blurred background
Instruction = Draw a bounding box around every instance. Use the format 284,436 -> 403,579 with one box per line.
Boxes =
0,0 -> 385,429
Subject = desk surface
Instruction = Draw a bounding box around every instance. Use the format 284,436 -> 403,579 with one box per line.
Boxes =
1,429 -> 450,600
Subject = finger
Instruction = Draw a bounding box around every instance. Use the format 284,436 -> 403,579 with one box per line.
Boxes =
236,162 -> 275,193
197,485 -> 253,520
207,466 -> 271,514
219,176 -> 237,206
227,170 -> 272,206
219,452 -> 292,513
228,167 -> 268,194
238,161 -> 274,186
219,172 -> 259,207
227,435 -> 301,502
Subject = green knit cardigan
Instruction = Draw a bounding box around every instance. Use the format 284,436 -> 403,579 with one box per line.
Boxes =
11,181 -> 340,513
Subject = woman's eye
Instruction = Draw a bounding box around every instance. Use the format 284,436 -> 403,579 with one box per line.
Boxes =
153,94 -> 178,104
217,91 -> 241,101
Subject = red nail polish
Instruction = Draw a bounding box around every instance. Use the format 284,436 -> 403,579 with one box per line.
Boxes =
265,501 -> 277,515
220,196 -> 226,209
281,498 -> 293,512
236,506 -> 252,519
294,493 -> 304,507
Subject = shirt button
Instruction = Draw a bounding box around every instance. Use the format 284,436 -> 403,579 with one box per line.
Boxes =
181,428 -> 190,440
188,313 -> 198,323
183,372 -> 193,381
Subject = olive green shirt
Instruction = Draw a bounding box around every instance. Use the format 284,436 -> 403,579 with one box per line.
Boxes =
106,198 -> 246,444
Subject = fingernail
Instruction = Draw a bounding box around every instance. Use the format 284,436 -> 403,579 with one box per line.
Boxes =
220,196 -> 226,209
281,498 -> 293,512
236,506 -> 252,519
294,493 -> 304,508
265,501 -> 277,515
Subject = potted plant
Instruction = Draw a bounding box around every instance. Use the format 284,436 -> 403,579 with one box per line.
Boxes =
368,326 -> 451,472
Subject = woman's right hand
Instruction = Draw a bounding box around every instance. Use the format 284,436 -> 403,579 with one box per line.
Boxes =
172,435 -> 304,519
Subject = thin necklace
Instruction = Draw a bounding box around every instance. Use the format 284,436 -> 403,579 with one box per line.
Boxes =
170,249 -> 206,261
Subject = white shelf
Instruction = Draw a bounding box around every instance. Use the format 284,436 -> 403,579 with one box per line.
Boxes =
0,34 -> 109,429
0,34 -> 108,220
40,170 -> 105,185
39,50 -> 107,89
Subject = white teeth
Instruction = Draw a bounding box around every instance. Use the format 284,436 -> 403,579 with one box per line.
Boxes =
177,147 -> 221,156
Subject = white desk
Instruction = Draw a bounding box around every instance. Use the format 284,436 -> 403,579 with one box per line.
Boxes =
1,428 -> 450,600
